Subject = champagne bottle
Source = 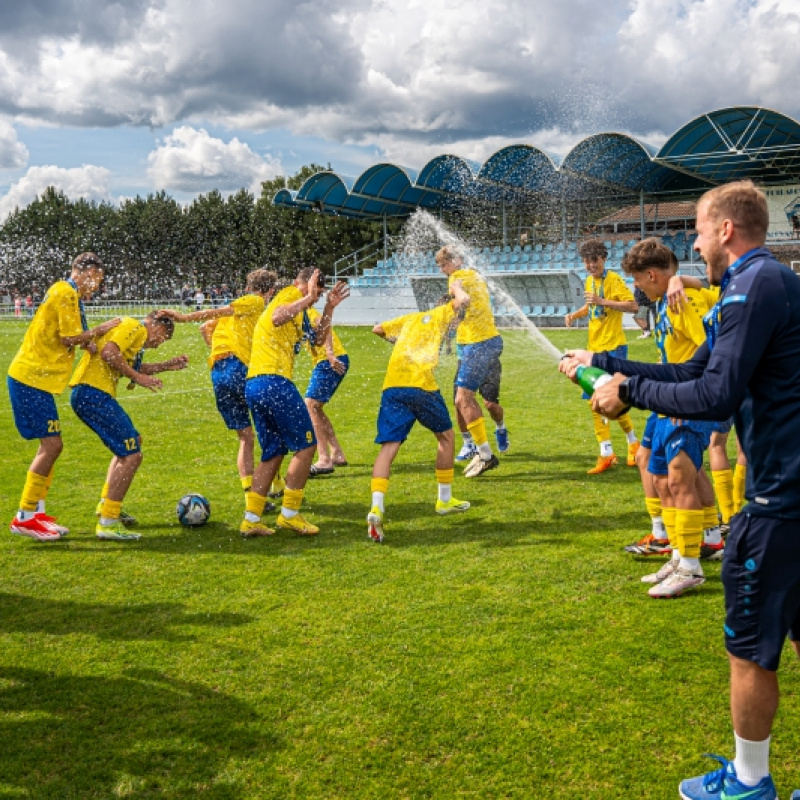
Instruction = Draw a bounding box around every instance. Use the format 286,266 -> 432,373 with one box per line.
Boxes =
575,365 -> 612,396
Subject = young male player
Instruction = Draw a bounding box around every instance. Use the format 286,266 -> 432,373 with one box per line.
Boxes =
239,271 -> 349,538
70,312 -> 188,540
565,240 -> 640,474
7,252 -> 120,541
166,269 -> 278,506
294,267 -> 349,475
367,280 -> 472,543
435,245 -> 503,478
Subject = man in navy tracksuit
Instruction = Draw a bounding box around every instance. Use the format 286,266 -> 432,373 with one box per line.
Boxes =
562,180 -> 800,800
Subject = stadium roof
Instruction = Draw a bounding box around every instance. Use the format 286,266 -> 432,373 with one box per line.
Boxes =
274,106 -> 800,219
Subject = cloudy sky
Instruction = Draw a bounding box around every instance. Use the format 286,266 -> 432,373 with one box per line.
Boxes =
1,0 -> 799,217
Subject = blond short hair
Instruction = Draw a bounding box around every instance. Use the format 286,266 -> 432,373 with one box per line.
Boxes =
699,180 -> 769,243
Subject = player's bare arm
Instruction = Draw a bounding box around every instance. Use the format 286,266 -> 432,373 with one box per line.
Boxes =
62,316 -> 122,348
101,342 -> 163,392
140,355 -> 189,374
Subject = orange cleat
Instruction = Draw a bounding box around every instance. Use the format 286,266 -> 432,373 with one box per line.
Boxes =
627,441 -> 641,466
587,455 -> 618,475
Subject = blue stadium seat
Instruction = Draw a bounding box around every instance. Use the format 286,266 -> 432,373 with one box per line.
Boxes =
522,305 -> 531,316
523,244 -> 532,252
532,305 -> 544,317
544,305 -> 555,317
556,305 -> 568,316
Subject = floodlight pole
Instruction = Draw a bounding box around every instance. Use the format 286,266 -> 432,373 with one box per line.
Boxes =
502,198 -> 507,247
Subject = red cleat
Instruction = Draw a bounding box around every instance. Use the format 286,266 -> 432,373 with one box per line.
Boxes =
9,516 -> 62,542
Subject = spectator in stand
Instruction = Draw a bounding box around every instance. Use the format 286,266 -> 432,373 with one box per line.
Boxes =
14,294 -> 21,318
195,288 -> 205,311
25,295 -> 33,317
181,284 -> 193,306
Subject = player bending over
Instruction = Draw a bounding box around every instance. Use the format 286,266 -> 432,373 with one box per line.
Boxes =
7,252 -> 120,542
367,280 -> 472,543
70,312 -> 188,541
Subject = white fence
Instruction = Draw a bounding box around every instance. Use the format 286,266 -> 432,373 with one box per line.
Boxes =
0,299 -> 202,320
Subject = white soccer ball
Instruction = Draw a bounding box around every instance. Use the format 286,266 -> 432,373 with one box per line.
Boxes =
176,494 -> 211,527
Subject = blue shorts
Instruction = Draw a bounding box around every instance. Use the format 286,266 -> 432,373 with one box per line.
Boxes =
306,355 -> 349,403
70,384 -> 141,457
648,417 -> 712,475
211,356 -> 251,430
711,418 -> 733,435
723,513 -> 800,671
245,374 -> 316,461
582,344 -> 628,399
7,376 -> 61,439
641,412 -> 658,450
455,335 -> 504,392
376,388 -> 452,444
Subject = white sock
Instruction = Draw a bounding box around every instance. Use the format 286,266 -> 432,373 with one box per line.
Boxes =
36,499 -> 46,513
461,432 -> 474,445
477,442 -> 493,460
281,507 -> 298,519
245,511 -> 260,523
600,440 -> 613,457
100,516 -> 118,526
679,556 -> 701,573
652,516 -> 668,540
704,526 -> 723,545
16,509 -> 36,522
372,492 -> 385,512
626,431 -> 638,445
672,549 -> 681,564
734,733 -> 770,786
495,417 -> 505,431
438,483 -> 452,503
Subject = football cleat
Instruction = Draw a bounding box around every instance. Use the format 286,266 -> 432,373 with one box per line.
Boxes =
276,513 -> 319,536
96,521 -> 141,541
627,441 -> 640,466
587,455 -> 618,474
464,453 -> 499,478
367,507 -> 384,543
95,501 -> 137,528
624,532 -> 672,556
455,443 -> 478,463
435,497 -> 471,515
679,755 -> 776,800
9,515 -> 62,542
495,428 -> 510,453
641,559 -> 679,584
240,518 -> 274,538
268,475 -> 286,499
700,540 -> 725,560
648,567 -> 705,598
35,513 -> 69,537
719,523 -> 731,538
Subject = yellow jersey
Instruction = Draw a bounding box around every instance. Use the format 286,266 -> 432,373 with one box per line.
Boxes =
208,294 -> 265,368
653,288 -> 714,365
305,307 -> 347,366
381,303 -> 456,392
448,269 -> 499,345
70,317 -> 147,397
585,270 -> 633,353
248,286 -> 309,380
8,280 -> 84,394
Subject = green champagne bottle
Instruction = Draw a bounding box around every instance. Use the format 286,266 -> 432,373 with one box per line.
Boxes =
575,365 -> 612,396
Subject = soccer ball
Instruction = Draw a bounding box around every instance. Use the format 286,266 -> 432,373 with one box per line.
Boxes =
176,494 -> 211,527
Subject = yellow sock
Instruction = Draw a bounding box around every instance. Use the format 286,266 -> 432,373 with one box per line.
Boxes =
675,508 -> 705,559
435,468 -> 454,484
466,417 -> 488,447
246,491 -> 268,518
703,506 -> 718,531
662,506 -> 677,549
19,470 -> 48,512
645,496 -> 662,519
282,488 -> 304,512
617,412 -> 634,435
241,475 -> 253,492
100,498 -> 122,521
41,468 -> 55,501
711,469 -> 734,523
733,464 -> 746,512
371,477 -> 389,495
101,481 -> 110,500
591,409 -> 611,443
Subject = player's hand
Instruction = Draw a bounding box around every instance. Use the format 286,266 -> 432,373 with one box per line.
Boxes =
169,355 -> 189,371
329,357 -> 347,375
325,281 -> 350,309
92,317 -> 122,337
82,341 -> 98,355
564,313 -> 572,327
584,292 -> 603,305
591,373 -> 628,419
558,349 -> 593,381
308,269 -> 324,301
157,309 -> 185,322
136,374 -> 163,392
666,276 -> 687,311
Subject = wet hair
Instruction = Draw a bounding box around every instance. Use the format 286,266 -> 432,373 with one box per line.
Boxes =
435,245 -> 461,265
578,239 -> 608,261
622,237 -> 678,275
246,268 -> 278,294
146,310 -> 175,337
295,266 -> 325,287
699,180 -> 769,243
436,293 -> 453,306
72,252 -> 104,272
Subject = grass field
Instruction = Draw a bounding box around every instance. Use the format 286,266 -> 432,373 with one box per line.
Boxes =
1,320 -> 799,799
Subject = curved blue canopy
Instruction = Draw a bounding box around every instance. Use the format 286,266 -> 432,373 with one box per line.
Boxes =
478,144 -> 562,195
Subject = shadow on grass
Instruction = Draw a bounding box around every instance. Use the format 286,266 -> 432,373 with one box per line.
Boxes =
0,666 -> 278,798
0,592 -> 253,641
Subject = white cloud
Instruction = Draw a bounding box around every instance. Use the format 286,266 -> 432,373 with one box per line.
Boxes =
0,165 -> 111,220
146,126 -> 282,193
0,119 -> 28,168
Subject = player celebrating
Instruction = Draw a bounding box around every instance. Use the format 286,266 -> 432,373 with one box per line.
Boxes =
565,240 -> 639,474
70,312 -> 188,541
165,269 -> 278,506
435,245 -> 503,478
7,252 -> 120,542
367,281 -> 472,543
240,270 -> 349,538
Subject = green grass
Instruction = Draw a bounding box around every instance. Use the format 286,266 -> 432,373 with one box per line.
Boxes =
1,321 -> 799,799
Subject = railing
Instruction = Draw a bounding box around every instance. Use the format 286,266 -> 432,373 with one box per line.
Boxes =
0,299 -> 190,320
333,235 -> 393,280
